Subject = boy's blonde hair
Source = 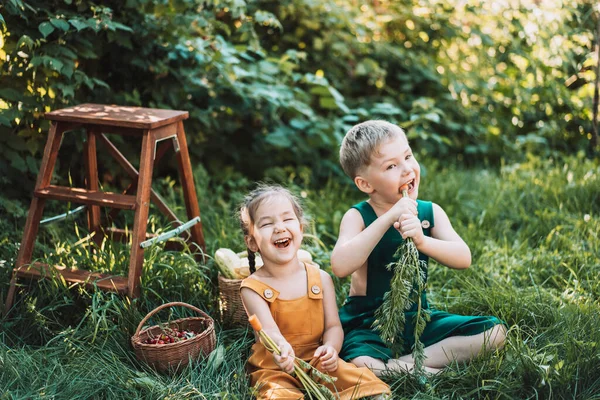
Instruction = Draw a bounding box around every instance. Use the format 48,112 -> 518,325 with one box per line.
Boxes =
339,120 -> 407,178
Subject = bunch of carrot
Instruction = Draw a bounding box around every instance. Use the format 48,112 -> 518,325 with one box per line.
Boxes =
373,185 -> 430,374
248,315 -> 337,400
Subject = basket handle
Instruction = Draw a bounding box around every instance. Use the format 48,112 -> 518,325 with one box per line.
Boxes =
134,302 -> 211,337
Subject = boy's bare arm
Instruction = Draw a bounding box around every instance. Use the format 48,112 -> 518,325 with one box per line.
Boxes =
331,208 -> 396,277
401,203 -> 471,269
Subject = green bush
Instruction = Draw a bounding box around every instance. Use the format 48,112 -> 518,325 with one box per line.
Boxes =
0,0 -> 596,206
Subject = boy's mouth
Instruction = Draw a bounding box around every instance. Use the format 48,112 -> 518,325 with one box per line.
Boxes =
401,179 -> 416,193
274,238 -> 291,248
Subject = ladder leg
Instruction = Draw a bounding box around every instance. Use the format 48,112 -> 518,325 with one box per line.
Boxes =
6,122 -> 63,315
127,131 -> 154,298
84,129 -> 102,244
34,122 -> 64,189
4,271 -> 18,316
17,122 -> 64,268
15,197 -> 47,269
175,121 -> 206,252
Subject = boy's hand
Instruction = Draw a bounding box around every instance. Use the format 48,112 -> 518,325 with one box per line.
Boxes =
390,196 -> 417,223
313,344 -> 339,372
274,340 -> 295,373
394,213 -> 425,247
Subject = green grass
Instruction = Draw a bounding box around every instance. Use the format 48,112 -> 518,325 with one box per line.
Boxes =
1,154 -> 599,399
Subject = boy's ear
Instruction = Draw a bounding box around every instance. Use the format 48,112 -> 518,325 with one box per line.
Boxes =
244,235 -> 258,252
354,175 -> 374,194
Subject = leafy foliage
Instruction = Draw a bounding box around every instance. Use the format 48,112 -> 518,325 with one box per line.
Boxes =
0,0 -> 597,207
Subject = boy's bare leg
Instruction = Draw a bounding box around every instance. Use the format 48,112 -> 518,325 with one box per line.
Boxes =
351,356 -> 441,376
351,356 -> 390,377
387,359 -> 442,375
396,324 -> 507,369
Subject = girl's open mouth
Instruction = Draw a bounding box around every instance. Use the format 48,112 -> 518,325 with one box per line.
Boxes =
274,238 -> 291,248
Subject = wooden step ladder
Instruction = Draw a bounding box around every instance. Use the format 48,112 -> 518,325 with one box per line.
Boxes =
4,104 -> 206,315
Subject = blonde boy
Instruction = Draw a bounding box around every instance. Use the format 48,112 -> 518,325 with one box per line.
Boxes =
331,120 -> 506,375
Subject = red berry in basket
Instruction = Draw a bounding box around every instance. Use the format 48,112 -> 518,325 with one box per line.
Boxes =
158,340 -> 165,344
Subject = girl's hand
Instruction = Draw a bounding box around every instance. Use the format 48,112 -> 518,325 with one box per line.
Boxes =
313,344 -> 339,372
274,340 -> 295,373
394,214 -> 425,246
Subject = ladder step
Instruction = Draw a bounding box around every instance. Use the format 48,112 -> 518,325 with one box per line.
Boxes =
35,186 -> 136,210
14,263 -> 128,294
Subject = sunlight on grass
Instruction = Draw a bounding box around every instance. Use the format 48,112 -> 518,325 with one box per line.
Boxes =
1,156 -> 599,398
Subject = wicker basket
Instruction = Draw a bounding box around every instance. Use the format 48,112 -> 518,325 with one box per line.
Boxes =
216,252 -> 319,327
131,302 -> 216,372
218,274 -> 248,327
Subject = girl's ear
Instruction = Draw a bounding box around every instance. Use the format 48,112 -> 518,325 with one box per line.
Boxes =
244,234 -> 258,253
354,175 -> 374,194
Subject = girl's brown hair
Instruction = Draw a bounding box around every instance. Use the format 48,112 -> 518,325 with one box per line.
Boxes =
239,184 -> 305,274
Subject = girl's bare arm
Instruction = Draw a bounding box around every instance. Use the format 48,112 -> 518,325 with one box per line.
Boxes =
241,286 -> 293,354
320,270 -> 343,352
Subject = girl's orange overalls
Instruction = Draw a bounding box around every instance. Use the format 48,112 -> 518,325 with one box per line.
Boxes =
241,263 -> 390,399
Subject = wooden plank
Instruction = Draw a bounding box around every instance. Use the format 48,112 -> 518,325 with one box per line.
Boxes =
35,122 -> 64,189
46,104 -> 188,129
84,129 -> 101,235
86,125 -> 143,137
35,186 -> 136,209
175,121 -> 206,252
4,271 -> 18,315
8,120 -> 65,315
14,263 -> 128,294
128,131 -> 154,298
98,134 -> 179,224
150,123 -> 177,142
16,121 -> 64,270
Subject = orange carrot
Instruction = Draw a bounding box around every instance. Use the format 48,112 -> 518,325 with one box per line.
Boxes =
246,314 -> 336,397
400,184 -> 409,197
